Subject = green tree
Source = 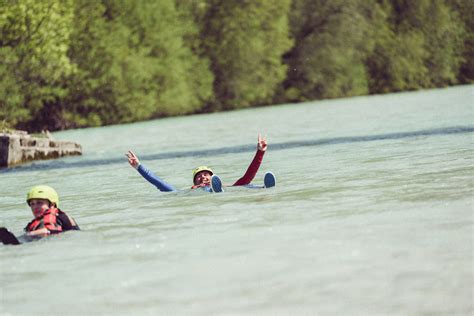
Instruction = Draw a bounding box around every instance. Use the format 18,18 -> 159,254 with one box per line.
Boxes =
366,0 -> 465,92
283,0 -> 381,101
65,0 -> 214,129
202,0 -> 292,110
446,0 -> 474,82
365,1 -> 430,93
0,0 -> 75,130
393,0 -> 465,86
368,0 -> 465,93
126,0 -> 213,117
66,0 -> 158,127
0,49 -> 25,128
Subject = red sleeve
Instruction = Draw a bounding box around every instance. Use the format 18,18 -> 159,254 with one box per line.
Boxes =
233,150 -> 265,186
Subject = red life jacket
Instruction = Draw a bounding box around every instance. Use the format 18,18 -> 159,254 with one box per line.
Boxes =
25,207 -> 63,233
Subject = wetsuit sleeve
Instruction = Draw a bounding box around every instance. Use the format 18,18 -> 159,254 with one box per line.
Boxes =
137,164 -> 177,192
57,213 -> 80,231
233,149 -> 265,186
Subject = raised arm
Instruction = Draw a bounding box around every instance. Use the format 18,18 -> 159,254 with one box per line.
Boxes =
126,150 -> 176,192
232,135 -> 267,186
126,150 -> 140,169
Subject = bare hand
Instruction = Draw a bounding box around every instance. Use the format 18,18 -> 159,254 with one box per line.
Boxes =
257,134 -> 267,152
191,183 -> 207,189
126,150 -> 140,169
27,227 -> 50,237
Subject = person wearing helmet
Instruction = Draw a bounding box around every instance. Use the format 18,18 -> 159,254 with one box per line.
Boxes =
191,166 -> 214,189
25,185 -> 80,237
126,134 -> 268,192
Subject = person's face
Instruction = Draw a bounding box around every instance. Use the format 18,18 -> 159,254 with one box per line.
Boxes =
195,171 -> 212,185
28,199 -> 51,219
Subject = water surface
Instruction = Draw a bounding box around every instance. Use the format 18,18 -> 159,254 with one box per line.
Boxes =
1,86 -> 473,315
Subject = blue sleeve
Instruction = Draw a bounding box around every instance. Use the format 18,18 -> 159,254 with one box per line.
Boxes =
137,164 -> 177,192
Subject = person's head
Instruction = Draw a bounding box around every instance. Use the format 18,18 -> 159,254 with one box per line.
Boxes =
192,166 -> 213,185
26,185 -> 59,219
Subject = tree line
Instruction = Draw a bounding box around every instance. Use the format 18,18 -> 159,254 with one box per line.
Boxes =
0,0 -> 472,132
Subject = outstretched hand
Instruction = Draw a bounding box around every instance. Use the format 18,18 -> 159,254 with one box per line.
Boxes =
257,134 -> 267,152
126,150 -> 140,169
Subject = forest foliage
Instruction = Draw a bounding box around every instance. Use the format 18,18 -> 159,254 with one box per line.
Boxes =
0,0 -> 472,131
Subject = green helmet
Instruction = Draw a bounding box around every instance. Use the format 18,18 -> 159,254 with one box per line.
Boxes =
26,185 -> 59,207
192,166 -> 213,184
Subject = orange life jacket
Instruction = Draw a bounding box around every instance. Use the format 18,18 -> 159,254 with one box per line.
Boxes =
25,207 -> 63,233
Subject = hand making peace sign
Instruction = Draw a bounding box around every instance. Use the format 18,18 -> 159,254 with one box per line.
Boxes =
257,134 -> 267,152
125,150 -> 140,169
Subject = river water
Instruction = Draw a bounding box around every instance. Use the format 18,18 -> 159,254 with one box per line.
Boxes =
1,86 -> 473,315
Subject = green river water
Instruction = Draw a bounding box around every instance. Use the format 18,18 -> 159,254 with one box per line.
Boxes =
1,85 -> 473,315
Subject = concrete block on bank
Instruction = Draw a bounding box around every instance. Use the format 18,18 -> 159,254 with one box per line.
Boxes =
0,130 -> 82,168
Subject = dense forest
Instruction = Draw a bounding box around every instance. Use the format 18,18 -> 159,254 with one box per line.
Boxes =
1,0 -> 472,132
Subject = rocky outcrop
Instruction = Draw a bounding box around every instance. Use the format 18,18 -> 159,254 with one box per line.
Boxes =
0,130 -> 82,168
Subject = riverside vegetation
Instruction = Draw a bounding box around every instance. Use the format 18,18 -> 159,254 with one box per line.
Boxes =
0,0 -> 472,132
